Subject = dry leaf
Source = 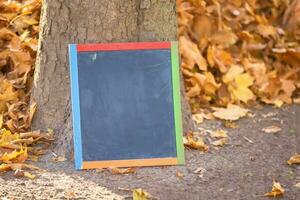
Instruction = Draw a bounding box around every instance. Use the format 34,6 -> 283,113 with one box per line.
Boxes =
262,126 -> 282,134
176,171 -> 184,178
287,153 -> 300,165
192,113 -> 204,124
184,133 -> 209,152
264,181 -> 285,197
110,167 -> 136,175
210,30 -> 238,46
257,25 -> 277,38
179,36 -> 207,71
212,104 -> 249,121
211,138 -> 227,147
210,130 -> 228,138
52,156 -> 66,163
178,0 -> 300,113
193,167 -> 206,178
24,171 -> 35,179
133,188 -> 151,200
224,121 -> 238,129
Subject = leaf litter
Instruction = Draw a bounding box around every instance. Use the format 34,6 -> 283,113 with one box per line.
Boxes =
178,0 -> 300,121
0,0 -> 51,177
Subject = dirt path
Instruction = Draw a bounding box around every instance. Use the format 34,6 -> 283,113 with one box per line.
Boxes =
1,105 -> 299,200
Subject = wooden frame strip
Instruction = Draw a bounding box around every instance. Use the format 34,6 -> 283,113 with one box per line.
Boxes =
82,158 -> 178,169
69,44 -> 83,170
77,42 -> 171,52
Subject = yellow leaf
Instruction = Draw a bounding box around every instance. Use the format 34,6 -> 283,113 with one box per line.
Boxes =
230,73 -> 255,103
264,181 -> 285,197
211,138 -> 227,147
223,65 -> 244,84
133,188 -> 150,200
212,104 -> 249,121
230,86 -> 255,103
1,147 -> 27,163
184,133 -> 209,152
24,171 -> 35,179
0,114 -> 3,129
287,153 -> 300,165
0,163 -> 10,172
210,130 -> 228,138
192,114 -> 204,124
262,126 -> 282,134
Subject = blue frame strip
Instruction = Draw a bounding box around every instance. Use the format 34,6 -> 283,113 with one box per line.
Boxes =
69,44 -> 83,169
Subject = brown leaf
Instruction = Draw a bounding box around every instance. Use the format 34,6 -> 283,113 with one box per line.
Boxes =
210,30 -> 238,46
184,133 -> 209,152
264,181 -> 285,197
287,153 -> 300,165
110,167 -> 136,175
179,36 -> 207,71
224,121 -> 239,129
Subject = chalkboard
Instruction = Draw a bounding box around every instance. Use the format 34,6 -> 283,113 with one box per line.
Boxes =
69,42 -> 184,169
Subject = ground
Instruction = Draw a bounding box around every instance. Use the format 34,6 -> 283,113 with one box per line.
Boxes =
0,105 -> 299,200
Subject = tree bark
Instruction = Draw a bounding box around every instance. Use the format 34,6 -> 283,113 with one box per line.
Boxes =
32,0 -> 195,157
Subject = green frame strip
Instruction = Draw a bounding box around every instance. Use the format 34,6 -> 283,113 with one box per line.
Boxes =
171,41 -> 185,165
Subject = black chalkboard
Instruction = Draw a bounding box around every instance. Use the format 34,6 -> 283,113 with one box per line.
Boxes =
69,42 -> 184,169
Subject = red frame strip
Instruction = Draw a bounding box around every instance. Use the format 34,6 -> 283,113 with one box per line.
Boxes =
77,42 -> 171,52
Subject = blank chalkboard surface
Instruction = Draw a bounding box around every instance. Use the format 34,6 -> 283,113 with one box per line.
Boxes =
69,42 -> 184,170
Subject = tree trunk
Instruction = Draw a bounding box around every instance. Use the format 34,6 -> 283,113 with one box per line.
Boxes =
32,0 -> 195,157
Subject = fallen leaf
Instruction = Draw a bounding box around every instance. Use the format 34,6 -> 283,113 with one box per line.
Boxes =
262,126 -> 282,134
210,30 -> 238,46
287,153 -> 300,165
257,24 -> 277,38
211,138 -> 227,147
264,181 -> 285,197
24,171 -> 35,179
193,167 -> 206,178
210,130 -> 228,138
179,36 -> 207,71
224,121 -> 239,129
184,133 -> 209,152
110,167 -> 136,175
192,113 -> 204,124
212,104 -> 249,121
176,171 -> 184,178
133,188 -> 151,200
52,156 -> 66,163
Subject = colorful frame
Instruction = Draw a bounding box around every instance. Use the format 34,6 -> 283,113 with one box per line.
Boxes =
69,42 -> 184,170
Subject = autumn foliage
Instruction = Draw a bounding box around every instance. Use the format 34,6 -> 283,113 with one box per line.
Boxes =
178,0 -> 300,112
0,0 -> 52,175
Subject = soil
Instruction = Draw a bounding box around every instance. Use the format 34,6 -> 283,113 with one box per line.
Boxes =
1,105 -> 299,200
